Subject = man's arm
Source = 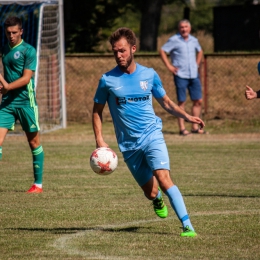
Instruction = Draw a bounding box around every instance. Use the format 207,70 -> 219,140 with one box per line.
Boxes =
159,49 -> 178,75
92,102 -> 109,148
156,94 -> 205,128
0,69 -> 33,95
196,49 -> 203,67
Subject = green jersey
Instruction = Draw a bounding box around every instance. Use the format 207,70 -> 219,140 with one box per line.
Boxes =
1,39 -> 37,107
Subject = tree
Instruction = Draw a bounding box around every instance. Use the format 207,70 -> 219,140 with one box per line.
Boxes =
139,0 -> 164,51
64,0 -> 130,52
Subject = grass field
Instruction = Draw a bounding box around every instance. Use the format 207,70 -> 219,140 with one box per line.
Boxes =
0,122 -> 260,260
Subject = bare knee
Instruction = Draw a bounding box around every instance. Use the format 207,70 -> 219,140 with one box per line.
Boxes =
26,131 -> 40,149
153,169 -> 174,192
193,99 -> 202,107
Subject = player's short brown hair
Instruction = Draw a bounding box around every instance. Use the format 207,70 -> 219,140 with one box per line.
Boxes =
109,27 -> 137,47
4,16 -> 22,30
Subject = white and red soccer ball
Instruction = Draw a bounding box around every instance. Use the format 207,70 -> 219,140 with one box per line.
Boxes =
90,147 -> 118,175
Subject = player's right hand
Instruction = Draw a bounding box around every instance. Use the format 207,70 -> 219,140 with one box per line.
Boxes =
245,85 -> 257,100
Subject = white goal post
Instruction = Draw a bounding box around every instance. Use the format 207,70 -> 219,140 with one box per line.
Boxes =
0,0 -> 67,132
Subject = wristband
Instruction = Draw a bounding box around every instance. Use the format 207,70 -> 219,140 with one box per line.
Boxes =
257,90 -> 260,98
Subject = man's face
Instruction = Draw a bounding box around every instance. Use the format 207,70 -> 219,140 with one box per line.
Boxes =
5,25 -> 23,47
112,37 -> 136,71
178,22 -> 191,39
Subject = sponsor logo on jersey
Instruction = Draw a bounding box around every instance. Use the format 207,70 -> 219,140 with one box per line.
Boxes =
14,51 -> 20,59
127,96 -> 150,102
116,95 -> 150,105
140,81 -> 148,90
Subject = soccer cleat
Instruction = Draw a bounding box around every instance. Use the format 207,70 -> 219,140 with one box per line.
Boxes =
152,190 -> 168,218
180,226 -> 197,237
26,184 -> 43,193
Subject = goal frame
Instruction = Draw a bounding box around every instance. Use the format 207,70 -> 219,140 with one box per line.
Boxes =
0,0 -> 67,129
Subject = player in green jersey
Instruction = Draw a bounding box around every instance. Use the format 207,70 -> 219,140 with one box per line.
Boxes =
0,16 -> 44,193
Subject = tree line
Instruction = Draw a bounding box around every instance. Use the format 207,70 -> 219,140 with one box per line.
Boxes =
63,0 -> 254,53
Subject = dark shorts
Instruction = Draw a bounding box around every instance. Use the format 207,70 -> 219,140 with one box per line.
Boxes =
0,104 -> 40,132
174,75 -> 202,102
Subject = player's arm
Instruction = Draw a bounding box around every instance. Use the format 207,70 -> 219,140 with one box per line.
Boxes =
0,69 -> 33,95
92,102 -> 109,148
245,85 -> 260,100
159,49 -> 178,75
156,94 -> 205,129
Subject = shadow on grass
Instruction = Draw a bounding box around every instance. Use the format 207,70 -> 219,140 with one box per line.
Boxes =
5,226 -> 171,235
183,194 -> 260,198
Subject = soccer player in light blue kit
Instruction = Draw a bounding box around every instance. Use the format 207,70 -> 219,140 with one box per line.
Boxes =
92,28 -> 205,237
0,17 -> 44,193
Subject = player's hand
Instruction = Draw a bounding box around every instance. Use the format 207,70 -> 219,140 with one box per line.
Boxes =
96,140 -> 109,148
0,74 -> 9,95
185,115 -> 205,129
245,85 -> 257,100
0,84 -> 8,95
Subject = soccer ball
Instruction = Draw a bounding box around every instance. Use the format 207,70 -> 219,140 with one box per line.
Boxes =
90,147 -> 118,175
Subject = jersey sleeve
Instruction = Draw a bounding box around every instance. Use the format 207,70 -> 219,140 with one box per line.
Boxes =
24,46 -> 37,71
151,70 -> 166,98
93,76 -> 108,104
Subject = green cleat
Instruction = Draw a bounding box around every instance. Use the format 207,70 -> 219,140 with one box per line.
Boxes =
152,190 -> 168,218
180,226 -> 197,237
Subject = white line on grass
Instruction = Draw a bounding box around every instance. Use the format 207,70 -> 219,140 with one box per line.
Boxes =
52,209 -> 260,259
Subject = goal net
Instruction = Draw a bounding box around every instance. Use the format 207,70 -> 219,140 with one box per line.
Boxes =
0,0 -> 66,133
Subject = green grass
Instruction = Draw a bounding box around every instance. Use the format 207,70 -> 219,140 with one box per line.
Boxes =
1,122 -> 260,259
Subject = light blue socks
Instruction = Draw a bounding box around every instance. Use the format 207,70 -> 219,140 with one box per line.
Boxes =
165,185 -> 195,231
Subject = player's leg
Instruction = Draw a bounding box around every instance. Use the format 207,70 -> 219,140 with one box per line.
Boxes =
123,148 -> 168,218
25,131 -> 44,193
0,105 -> 16,160
141,176 -> 168,218
0,128 -> 9,160
174,76 -> 189,135
154,169 -> 197,237
146,137 -> 197,237
17,107 -> 44,193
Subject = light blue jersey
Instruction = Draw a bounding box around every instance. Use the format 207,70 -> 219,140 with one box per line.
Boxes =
94,63 -> 166,152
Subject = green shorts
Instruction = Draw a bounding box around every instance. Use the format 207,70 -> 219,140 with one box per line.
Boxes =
0,104 -> 40,132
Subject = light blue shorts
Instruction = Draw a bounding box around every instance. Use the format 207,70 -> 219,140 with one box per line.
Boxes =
123,137 -> 170,187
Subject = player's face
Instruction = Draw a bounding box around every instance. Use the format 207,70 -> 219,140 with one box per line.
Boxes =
112,38 -> 136,71
179,22 -> 191,39
5,25 -> 23,47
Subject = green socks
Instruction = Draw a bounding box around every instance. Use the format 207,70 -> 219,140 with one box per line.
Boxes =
32,145 -> 44,184
0,146 -> 2,160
